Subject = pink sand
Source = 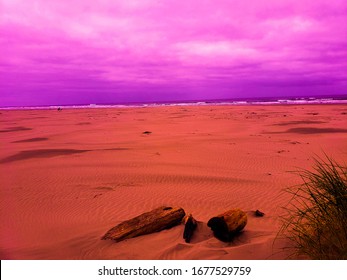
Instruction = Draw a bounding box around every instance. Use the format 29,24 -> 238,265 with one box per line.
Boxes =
0,104 -> 346,259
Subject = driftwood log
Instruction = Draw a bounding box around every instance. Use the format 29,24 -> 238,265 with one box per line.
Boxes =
207,209 -> 247,242
102,206 -> 185,242
183,214 -> 197,243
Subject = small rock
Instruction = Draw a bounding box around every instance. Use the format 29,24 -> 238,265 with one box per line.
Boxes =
143,131 -> 152,134
255,210 -> 265,217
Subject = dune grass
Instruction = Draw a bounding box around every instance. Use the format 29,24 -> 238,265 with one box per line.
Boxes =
280,156 -> 347,259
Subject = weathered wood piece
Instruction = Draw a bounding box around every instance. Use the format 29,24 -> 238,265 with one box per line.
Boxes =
207,209 -> 247,242
183,214 -> 197,243
102,206 -> 185,242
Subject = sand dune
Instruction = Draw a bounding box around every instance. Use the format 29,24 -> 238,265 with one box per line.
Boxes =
0,105 -> 346,259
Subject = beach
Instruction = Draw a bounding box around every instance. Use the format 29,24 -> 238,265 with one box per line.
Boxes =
1,104 -> 346,260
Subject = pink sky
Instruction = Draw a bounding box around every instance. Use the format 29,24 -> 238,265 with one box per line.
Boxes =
1,0 -> 346,106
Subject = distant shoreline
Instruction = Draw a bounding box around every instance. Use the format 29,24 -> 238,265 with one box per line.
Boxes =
1,97 -> 347,110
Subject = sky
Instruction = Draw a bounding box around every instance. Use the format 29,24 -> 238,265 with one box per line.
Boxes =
0,0 -> 347,106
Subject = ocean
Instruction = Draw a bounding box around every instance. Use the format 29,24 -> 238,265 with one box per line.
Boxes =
1,95 -> 347,110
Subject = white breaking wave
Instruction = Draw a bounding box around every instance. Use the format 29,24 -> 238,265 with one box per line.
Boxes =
1,97 -> 347,110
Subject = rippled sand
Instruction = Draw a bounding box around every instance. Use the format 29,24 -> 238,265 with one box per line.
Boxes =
1,104 -> 346,259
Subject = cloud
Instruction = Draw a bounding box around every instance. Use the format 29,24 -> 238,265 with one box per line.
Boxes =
1,0 -> 347,105
174,41 -> 258,62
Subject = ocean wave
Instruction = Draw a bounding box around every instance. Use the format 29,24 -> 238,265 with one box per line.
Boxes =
1,97 -> 347,110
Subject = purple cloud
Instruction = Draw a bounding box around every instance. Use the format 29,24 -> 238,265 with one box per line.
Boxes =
0,0 -> 346,106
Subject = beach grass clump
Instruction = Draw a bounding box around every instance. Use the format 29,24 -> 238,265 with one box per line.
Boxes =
280,156 -> 347,259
